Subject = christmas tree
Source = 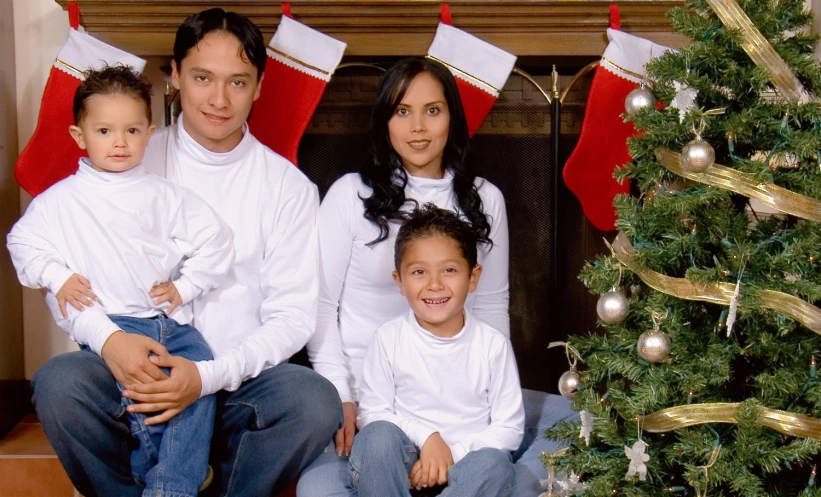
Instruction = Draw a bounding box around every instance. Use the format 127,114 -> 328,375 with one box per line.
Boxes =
545,1 -> 821,495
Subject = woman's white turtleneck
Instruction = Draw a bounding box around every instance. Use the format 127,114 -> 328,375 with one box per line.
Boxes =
7,158 -> 234,355
141,115 -> 321,396
308,171 -> 510,403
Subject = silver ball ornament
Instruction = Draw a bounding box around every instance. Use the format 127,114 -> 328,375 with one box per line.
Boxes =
558,370 -> 582,399
681,138 -> 715,172
624,86 -> 656,116
596,288 -> 629,324
636,329 -> 672,363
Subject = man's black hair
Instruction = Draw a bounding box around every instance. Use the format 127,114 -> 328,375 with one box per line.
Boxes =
173,8 -> 267,79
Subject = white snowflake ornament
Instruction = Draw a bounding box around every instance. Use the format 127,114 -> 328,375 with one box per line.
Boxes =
579,410 -> 594,446
671,81 -> 698,123
624,440 -> 650,481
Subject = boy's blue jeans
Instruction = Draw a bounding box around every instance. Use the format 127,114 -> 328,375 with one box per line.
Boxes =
348,421 -> 515,497
102,315 -> 215,497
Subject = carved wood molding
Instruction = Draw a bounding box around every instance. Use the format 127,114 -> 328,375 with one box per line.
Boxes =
56,1 -> 687,57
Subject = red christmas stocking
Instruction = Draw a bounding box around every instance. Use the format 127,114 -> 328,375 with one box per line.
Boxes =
562,27 -> 671,231
426,20 -> 517,137
248,12 -> 346,165
16,24 -> 146,197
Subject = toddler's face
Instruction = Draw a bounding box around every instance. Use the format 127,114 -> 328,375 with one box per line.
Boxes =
393,234 -> 481,337
69,93 -> 154,174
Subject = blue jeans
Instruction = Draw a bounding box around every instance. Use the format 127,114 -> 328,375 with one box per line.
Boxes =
106,315 -> 215,497
348,421 -> 515,497
33,339 -> 343,497
297,389 -> 578,497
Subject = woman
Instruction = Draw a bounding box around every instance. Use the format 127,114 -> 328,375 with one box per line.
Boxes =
300,57 -> 574,497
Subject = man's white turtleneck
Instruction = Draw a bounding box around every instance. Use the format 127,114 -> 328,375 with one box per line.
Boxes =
7,158 -> 234,355
357,309 -> 524,463
142,115 -> 321,396
308,171 -> 510,403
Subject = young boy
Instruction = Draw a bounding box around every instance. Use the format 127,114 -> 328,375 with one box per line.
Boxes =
7,66 -> 233,497
350,204 -> 525,497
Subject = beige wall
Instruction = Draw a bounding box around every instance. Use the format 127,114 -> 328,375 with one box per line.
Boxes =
1,0 -> 24,381
14,0 -> 76,378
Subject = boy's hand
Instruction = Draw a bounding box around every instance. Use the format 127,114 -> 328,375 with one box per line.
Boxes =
149,281 -> 182,315
334,402 -> 357,457
56,273 -> 97,318
411,432 -> 453,489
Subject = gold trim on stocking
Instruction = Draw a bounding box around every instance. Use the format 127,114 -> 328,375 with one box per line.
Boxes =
268,46 -> 333,77
55,58 -> 87,78
425,54 -> 501,94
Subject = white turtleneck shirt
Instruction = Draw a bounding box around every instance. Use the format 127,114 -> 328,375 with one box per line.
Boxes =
141,116 -> 320,396
7,158 -> 235,355
357,310 -> 524,463
308,171 -> 510,403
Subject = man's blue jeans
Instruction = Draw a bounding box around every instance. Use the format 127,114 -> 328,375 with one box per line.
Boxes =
348,421 -> 515,497
106,315 -> 215,497
32,329 -> 343,497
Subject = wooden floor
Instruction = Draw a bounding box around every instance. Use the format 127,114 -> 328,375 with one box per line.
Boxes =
0,415 -> 298,497
0,415 -> 80,497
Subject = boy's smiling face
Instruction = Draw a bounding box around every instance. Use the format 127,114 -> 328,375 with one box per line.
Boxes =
393,234 -> 482,338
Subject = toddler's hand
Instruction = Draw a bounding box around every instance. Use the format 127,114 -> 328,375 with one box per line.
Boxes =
412,432 -> 453,489
149,281 -> 182,316
56,273 -> 97,318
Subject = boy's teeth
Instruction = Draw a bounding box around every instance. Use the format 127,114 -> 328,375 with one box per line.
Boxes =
424,298 -> 448,304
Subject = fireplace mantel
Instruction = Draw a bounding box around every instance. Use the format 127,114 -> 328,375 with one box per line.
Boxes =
56,1 -> 687,57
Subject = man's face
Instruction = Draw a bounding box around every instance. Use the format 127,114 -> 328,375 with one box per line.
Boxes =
171,31 -> 262,153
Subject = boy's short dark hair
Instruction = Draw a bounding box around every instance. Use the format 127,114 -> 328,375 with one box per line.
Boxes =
173,8 -> 267,80
73,65 -> 152,124
394,203 -> 479,272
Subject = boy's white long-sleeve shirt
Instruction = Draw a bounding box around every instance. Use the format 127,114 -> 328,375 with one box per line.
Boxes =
357,310 -> 524,463
308,172 -> 510,403
141,116 -> 321,396
6,159 -> 235,355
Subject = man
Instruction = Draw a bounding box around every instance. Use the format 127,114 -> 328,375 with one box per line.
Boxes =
32,8 -> 342,497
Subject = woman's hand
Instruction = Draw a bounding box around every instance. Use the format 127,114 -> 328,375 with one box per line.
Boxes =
335,402 -> 357,456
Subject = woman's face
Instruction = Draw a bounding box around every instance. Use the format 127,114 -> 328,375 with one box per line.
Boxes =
388,72 -> 450,179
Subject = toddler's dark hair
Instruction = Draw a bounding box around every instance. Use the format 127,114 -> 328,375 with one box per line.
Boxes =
394,203 -> 479,272
73,65 -> 152,124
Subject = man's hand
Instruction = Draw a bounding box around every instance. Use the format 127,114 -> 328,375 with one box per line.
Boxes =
122,355 -> 202,426
149,282 -> 183,316
100,331 -> 168,386
411,432 -> 453,489
334,402 -> 357,457
56,273 -> 97,318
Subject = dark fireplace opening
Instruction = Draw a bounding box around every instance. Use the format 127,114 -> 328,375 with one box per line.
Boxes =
296,61 -> 609,393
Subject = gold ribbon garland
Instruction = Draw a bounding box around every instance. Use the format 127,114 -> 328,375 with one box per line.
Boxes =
706,0 -> 806,103
611,232 -> 821,333
656,149 -> 821,223
625,402 -> 821,441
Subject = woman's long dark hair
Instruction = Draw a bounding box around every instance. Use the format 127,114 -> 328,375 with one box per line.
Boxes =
359,57 -> 492,247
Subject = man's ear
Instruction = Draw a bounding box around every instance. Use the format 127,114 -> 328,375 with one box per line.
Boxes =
392,270 -> 406,296
170,60 -> 181,90
253,73 -> 264,101
68,125 -> 86,150
468,264 -> 483,293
